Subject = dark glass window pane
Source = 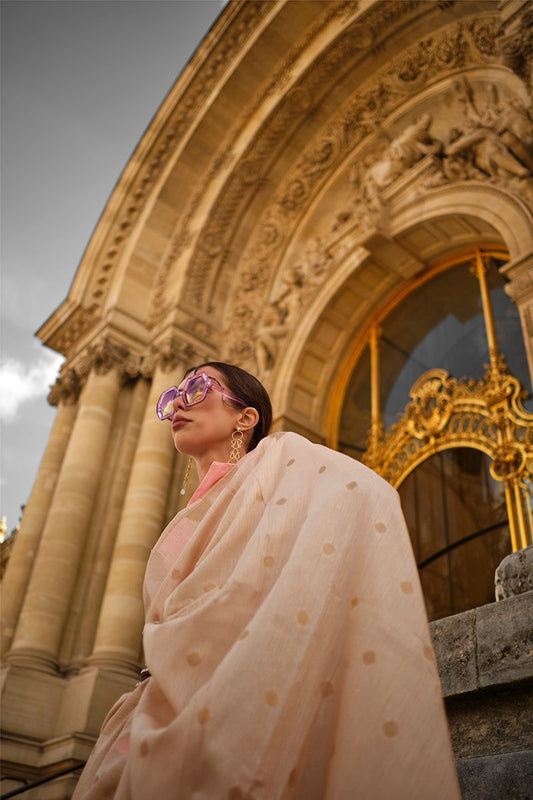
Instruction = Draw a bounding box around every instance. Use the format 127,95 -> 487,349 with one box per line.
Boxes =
398,449 -> 510,620
381,260 -> 531,425
338,346 -> 370,458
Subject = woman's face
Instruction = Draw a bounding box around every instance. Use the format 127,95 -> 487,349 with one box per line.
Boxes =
169,367 -> 246,460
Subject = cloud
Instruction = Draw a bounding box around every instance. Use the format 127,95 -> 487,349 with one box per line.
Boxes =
0,351 -> 64,421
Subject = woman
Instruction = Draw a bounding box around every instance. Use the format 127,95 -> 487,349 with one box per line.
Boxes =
74,363 -> 460,800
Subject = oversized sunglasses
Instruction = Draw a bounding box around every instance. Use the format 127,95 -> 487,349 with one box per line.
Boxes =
156,372 -> 247,420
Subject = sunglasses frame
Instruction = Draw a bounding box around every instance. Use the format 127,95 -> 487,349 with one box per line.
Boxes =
156,372 -> 247,420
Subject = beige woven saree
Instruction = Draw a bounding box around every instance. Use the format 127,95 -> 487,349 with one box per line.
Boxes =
74,432 -> 460,799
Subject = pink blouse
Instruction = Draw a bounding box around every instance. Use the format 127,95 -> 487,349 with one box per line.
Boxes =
187,461 -> 235,506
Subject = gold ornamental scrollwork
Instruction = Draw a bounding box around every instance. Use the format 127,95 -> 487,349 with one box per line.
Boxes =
363,363 -> 533,552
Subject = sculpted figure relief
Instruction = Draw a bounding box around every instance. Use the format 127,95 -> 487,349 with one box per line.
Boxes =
441,83 -> 533,202
364,113 -> 443,192
346,86 -> 533,217
255,244 -> 333,376
252,85 -> 532,378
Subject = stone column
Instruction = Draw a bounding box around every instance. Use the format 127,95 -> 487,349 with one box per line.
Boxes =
7,343 -> 128,672
1,371 -> 79,657
88,359 -> 180,674
501,252 -> 533,384
66,375 -> 151,670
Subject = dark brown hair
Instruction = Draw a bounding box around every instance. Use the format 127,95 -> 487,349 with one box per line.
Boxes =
185,362 -> 272,451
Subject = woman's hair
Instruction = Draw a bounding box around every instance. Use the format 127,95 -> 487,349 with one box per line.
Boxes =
185,362 -> 272,451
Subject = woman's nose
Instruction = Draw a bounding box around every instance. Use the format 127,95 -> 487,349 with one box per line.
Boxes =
172,391 -> 185,411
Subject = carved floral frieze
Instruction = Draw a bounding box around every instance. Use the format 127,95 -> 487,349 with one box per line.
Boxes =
180,0 -> 433,312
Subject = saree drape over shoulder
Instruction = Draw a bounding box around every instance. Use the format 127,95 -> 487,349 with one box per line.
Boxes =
74,432 -> 461,800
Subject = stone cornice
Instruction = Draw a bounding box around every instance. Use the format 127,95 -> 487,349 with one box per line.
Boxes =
36,299 -> 98,357
45,0 -> 272,341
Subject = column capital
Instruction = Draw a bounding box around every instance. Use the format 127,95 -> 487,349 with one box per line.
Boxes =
75,338 -> 142,383
48,367 -> 81,407
141,333 -> 211,379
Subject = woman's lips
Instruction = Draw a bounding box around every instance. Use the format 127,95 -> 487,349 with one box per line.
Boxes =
172,417 -> 190,430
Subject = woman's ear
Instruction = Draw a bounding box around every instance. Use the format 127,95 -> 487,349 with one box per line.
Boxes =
237,406 -> 259,432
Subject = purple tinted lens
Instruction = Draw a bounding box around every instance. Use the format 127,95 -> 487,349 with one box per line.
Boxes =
183,374 -> 208,405
157,388 -> 178,419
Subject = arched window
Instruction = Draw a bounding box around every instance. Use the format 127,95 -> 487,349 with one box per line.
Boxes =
337,250 -> 533,620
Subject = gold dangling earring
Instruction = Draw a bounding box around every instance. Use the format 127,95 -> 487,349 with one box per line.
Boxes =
180,457 -> 192,496
229,427 -> 244,463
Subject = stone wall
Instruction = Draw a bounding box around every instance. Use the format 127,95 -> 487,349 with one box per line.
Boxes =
431,590 -> 533,799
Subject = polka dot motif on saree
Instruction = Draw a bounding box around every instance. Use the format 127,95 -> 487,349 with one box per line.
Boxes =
401,581 -> 413,594
266,690 -> 279,707
276,497 -> 287,505
423,644 -> 434,661
263,556 -> 275,568
287,459 -> 295,466
362,650 -> 376,664
203,583 -> 216,593
350,597 -> 359,608
318,465 -> 326,473
198,707 -> 210,725
346,481 -> 357,490
383,720 -> 399,737
297,610 -> 309,626
375,522 -> 387,533
140,740 -> 149,756
323,543 -> 335,555
321,681 -> 334,697
187,652 -> 202,666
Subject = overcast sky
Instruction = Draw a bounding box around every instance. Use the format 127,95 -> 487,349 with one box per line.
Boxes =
1,0 -> 225,533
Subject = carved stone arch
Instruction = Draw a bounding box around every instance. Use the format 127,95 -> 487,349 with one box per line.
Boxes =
271,179 -> 533,440
218,54 -> 532,375
389,184 -> 533,259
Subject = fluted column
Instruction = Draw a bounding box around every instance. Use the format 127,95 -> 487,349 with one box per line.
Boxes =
66,375 -> 151,670
7,343 -> 130,671
1,371 -> 79,657
89,358 -> 181,673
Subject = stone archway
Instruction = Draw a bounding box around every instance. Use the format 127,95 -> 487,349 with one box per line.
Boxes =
270,184 -> 533,443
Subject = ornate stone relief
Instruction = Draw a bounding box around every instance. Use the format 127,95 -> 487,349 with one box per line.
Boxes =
180,0 -> 430,312
141,334 -> 213,379
77,1 -> 269,321
222,16 -> 525,375
48,338 -> 142,405
48,307 -> 98,356
496,1 -> 533,90
48,367 -> 82,406
350,82 -> 533,211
